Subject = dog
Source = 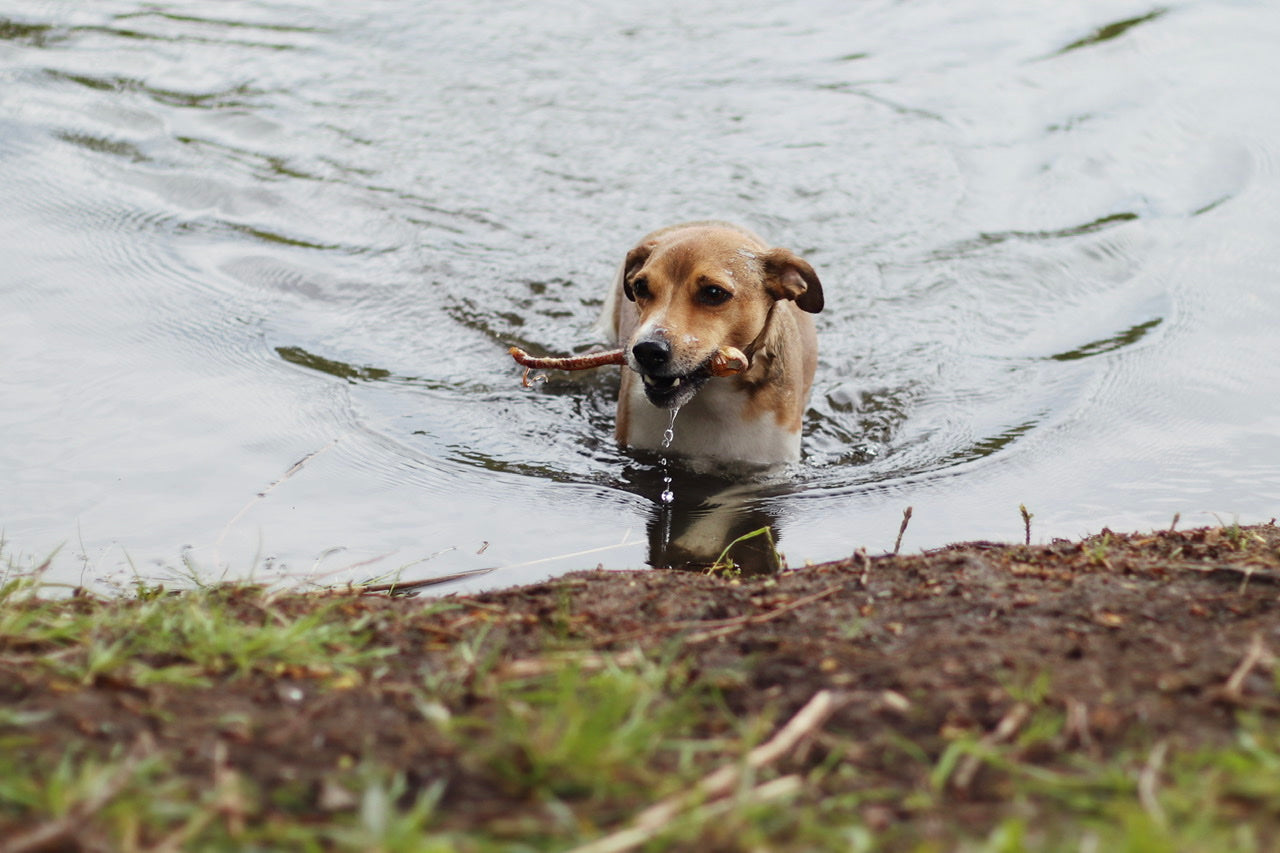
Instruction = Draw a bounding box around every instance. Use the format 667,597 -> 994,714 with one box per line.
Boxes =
598,222 -> 824,465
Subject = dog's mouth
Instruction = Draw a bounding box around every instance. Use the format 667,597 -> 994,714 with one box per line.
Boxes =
638,366 -> 711,409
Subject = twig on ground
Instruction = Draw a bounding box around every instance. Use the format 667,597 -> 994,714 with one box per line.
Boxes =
570,775 -> 802,853
499,648 -> 645,679
1138,740 -> 1169,828
1063,698 -> 1094,752
856,547 -> 872,588
681,583 -> 845,644
953,703 -> 1030,792
6,736 -> 152,853
569,691 -> 835,853
355,566 -> 497,595
1020,504 -> 1033,546
212,740 -> 247,838
592,582 -> 844,647
1217,633 -> 1273,704
1171,563 -> 1280,586
894,507 -> 913,555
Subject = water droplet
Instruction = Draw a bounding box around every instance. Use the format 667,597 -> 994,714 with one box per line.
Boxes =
658,406 -> 681,506
662,406 -> 680,450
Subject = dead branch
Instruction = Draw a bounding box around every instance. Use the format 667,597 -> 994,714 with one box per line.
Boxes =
1138,740 -> 1169,828
1215,633 -> 1274,705
509,344 -> 748,387
355,566 -> 497,595
568,690 -> 835,853
6,736 -> 152,853
952,703 -> 1030,792
1173,563 -> 1280,586
894,506 -> 913,555
681,583 -> 845,644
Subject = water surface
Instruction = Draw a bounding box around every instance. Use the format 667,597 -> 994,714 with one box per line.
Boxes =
2,0 -> 1277,592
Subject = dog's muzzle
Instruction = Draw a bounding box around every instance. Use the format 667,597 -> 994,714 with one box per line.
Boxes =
630,339 -> 711,409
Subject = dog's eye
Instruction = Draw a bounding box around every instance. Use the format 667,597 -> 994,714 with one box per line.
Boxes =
631,276 -> 651,299
697,284 -> 732,306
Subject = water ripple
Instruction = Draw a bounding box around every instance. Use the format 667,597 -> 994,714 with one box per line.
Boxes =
4,0 -> 1280,587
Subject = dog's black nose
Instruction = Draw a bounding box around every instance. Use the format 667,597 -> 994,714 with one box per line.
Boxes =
632,339 -> 671,371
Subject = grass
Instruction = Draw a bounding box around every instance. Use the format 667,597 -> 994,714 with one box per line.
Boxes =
924,715 -> 1280,851
0,575 -> 390,688
3,525 -> 1280,851
708,525 -> 779,575
0,574 -> 767,850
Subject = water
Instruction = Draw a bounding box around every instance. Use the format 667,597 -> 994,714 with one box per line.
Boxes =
2,1 -> 1278,592
659,408 -> 678,506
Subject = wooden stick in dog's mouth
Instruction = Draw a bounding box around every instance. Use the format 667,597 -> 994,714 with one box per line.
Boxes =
509,346 -> 627,372
509,345 -> 748,387
707,347 -> 749,377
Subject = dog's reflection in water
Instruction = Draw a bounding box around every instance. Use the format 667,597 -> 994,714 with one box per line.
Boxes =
625,464 -> 787,575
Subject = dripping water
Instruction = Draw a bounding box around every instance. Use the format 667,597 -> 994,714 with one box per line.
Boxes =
657,406 -> 680,557
659,406 -> 679,505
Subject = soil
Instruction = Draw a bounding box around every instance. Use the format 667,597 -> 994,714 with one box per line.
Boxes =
6,522 -> 1280,846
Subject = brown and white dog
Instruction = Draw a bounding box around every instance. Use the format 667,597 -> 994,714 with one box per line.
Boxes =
598,222 -> 824,465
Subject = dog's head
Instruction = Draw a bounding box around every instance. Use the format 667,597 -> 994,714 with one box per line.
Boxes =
621,224 -> 823,409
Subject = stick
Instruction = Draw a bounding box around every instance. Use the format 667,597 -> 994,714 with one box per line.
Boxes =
569,691 -> 835,853
499,648 -> 645,679
355,566 -> 498,595
508,345 -> 748,387
592,582 -> 843,648
509,346 -> 626,371
1138,740 -> 1169,828
1219,633 -> 1271,703
1170,564 -> 1280,586
952,703 -> 1030,791
679,582 -> 845,645
570,776 -> 801,853
1020,504 -> 1033,546
708,346 -> 749,377
893,506 -> 913,555
509,347 -> 625,387
6,737 -> 151,853
855,547 -> 872,588
1063,698 -> 1094,751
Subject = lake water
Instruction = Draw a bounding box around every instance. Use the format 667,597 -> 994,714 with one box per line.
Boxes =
2,0 -> 1277,593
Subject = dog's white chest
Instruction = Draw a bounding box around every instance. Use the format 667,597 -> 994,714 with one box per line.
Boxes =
622,376 -> 801,463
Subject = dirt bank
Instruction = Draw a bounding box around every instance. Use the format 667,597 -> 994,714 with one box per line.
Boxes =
3,522 -> 1279,849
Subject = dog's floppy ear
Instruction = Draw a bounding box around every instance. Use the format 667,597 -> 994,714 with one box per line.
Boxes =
621,242 -> 655,302
762,248 -> 824,313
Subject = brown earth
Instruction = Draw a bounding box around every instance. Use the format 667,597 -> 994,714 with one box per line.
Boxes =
5,522 -> 1280,847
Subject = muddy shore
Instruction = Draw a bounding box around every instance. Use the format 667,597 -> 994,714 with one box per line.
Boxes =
3,522 -> 1279,849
